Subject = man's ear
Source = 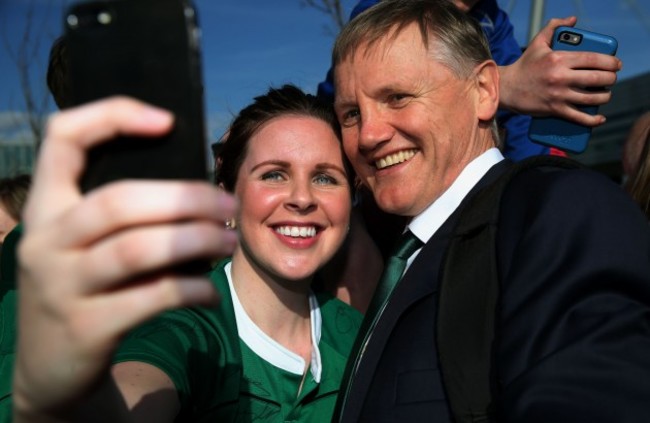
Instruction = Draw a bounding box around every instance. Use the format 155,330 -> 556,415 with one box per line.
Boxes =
474,60 -> 499,122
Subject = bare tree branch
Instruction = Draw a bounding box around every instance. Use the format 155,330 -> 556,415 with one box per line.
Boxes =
300,0 -> 349,37
1,0 -> 58,153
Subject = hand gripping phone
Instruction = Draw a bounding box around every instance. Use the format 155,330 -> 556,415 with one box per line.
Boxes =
528,26 -> 618,154
65,0 -> 208,192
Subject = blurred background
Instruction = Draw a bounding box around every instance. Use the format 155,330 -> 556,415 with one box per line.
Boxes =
1,0 -> 649,180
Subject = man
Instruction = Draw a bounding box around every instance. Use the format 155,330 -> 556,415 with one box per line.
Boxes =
331,0 -> 650,421
319,0 -> 620,262
319,0 -> 613,161
320,0 -> 548,159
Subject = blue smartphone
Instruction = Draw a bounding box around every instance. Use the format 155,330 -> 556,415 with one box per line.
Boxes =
528,27 -> 618,154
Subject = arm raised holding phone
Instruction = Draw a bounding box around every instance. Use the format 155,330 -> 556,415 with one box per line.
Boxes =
499,16 -> 621,127
13,98 -> 238,422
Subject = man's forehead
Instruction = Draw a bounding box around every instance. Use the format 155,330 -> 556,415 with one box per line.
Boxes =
348,23 -> 425,64
333,28 -> 431,96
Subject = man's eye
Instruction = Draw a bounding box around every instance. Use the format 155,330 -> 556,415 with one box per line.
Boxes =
388,93 -> 411,106
340,109 -> 360,126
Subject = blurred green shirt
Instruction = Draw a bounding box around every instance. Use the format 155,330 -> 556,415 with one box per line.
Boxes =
0,224 -> 22,423
114,258 -> 362,422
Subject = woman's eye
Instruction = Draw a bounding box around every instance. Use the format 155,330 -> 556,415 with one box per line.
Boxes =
314,173 -> 337,185
261,171 -> 284,181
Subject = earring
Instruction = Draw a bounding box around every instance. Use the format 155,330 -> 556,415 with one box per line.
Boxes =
225,218 -> 237,230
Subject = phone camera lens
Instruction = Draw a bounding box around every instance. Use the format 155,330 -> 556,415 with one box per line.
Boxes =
67,14 -> 79,29
561,33 -> 571,41
97,11 -> 112,25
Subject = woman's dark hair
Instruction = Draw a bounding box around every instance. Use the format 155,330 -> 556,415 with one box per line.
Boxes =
0,174 -> 31,221
625,124 -> 650,220
47,35 -> 72,110
215,84 -> 351,192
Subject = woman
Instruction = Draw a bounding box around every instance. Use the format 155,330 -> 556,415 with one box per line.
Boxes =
623,111 -> 650,220
13,86 -> 361,422
0,174 -> 30,243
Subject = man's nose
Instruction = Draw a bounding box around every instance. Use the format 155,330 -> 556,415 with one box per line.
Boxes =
358,107 -> 393,151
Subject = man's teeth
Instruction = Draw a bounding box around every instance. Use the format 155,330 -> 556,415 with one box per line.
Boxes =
276,226 -> 317,238
376,149 -> 416,170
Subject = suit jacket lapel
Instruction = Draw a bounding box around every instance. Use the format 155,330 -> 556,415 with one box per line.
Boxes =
346,159 -> 513,413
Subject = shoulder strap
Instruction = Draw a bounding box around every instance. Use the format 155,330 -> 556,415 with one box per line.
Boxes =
436,156 -> 580,423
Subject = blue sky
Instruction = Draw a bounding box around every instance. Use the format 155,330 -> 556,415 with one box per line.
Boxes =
1,0 -> 649,149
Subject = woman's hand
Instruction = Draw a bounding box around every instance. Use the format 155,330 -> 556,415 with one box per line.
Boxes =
13,97 -> 238,420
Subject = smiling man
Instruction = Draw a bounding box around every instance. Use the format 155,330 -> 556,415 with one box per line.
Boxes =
331,1 -> 650,422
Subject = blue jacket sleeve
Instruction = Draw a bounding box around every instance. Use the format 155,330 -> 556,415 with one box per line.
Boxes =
316,0 -> 380,102
470,0 -> 550,160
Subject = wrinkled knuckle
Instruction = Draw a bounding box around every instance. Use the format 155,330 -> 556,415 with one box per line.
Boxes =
192,223 -> 217,246
546,51 -> 563,67
111,236 -> 149,273
158,278 -> 183,304
44,112 -> 64,136
44,111 -> 81,142
584,72 -> 601,87
138,278 -> 184,312
94,190 -> 128,223
545,87 -> 564,105
545,69 -> 564,88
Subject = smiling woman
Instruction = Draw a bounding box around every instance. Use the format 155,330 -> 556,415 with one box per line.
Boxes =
0,174 -> 30,243
111,85 -> 361,421
12,85 -> 362,423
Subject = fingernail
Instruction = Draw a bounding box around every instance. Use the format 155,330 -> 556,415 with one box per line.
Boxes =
142,107 -> 174,125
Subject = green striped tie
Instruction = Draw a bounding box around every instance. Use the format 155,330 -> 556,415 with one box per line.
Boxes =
365,230 -> 423,320
334,230 -> 424,419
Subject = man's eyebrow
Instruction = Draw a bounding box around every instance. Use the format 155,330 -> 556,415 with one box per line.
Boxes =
334,99 -> 356,112
334,83 -> 405,110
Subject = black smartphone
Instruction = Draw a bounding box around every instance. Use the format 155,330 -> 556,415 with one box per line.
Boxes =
528,27 -> 618,154
65,0 -> 208,192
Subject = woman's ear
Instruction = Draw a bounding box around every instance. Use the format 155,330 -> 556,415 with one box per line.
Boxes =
474,60 -> 499,122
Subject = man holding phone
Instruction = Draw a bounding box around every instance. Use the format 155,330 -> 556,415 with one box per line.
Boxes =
318,0 -> 619,161
329,0 -> 650,421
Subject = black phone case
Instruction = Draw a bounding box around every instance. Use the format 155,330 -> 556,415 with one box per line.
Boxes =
66,0 -> 207,192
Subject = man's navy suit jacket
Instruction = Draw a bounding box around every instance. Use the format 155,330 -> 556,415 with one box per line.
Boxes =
339,160 -> 650,422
